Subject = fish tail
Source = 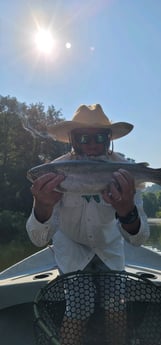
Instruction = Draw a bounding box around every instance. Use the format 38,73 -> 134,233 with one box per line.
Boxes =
151,168 -> 161,186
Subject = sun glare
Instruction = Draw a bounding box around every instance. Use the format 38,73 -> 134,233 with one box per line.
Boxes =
65,42 -> 71,49
35,29 -> 54,54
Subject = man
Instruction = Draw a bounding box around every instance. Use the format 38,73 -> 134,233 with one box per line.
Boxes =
26,104 -> 149,344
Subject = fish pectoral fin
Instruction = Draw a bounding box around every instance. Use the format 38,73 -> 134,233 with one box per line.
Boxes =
54,187 -> 65,193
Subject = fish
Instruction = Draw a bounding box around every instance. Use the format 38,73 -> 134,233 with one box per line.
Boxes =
27,159 -> 161,195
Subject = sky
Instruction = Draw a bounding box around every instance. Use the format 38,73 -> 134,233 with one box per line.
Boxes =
1,0 -> 161,168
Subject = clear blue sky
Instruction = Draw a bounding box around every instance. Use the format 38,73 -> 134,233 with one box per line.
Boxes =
1,0 -> 161,168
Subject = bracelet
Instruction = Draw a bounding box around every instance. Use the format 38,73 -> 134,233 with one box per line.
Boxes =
115,206 -> 139,224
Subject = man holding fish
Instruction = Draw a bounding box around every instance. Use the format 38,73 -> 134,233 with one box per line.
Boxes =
26,104 -> 150,344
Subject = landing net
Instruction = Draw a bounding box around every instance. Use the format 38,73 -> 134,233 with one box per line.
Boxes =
34,271 -> 161,345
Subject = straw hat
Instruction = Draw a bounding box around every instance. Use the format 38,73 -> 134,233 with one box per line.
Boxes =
47,104 -> 133,143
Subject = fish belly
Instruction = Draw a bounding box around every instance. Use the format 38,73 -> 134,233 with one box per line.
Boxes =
55,172 -> 110,194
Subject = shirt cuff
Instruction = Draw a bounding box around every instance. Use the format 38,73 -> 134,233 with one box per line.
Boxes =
118,209 -> 150,246
26,208 -> 53,247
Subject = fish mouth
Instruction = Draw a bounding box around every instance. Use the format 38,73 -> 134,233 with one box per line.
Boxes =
27,171 -> 36,182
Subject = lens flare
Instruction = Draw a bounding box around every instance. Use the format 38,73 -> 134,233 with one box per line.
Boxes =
35,29 -> 54,54
65,42 -> 71,49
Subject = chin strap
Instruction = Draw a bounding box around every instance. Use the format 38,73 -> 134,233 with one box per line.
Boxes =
107,139 -> 114,155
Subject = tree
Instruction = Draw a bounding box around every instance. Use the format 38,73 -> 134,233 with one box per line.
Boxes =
155,191 -> 161,218
142,192 -> 158,217
0,95 -> 68,216
156,191 -> 161,207
0,98 -> 34,212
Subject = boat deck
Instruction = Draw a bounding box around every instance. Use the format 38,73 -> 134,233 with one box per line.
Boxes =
0,264 -> 161,345
0,244 -> 161,345
0,302 -> 35,345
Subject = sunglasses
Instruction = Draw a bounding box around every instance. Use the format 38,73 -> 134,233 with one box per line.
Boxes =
77,132 -> 111,145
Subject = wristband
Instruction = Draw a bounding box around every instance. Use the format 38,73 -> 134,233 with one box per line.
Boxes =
115,206 -> 139,224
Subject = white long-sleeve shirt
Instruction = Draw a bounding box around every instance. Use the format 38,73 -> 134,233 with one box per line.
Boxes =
26,153 -> 150,273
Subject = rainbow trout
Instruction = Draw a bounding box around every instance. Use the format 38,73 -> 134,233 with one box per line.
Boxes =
27,159 -> 161,194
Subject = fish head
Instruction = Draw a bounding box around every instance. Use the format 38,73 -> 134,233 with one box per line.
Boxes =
27,162 -> 58,183
27,167 -> 40,182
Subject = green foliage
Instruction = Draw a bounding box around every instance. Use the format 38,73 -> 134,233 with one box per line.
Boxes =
156,211 -> 161,218
0,210 -> 28,244
142,192 -> 158,217
0,241 -> 39,272
145,184 -> 161,193
156,191 -> 161,207
0,94 -> 69,246
142,191 -> 161,218
0,95 -> 68,209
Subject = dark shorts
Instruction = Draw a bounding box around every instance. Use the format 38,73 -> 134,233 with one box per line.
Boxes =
83,255 -> 110,273
65,256 -> 126,319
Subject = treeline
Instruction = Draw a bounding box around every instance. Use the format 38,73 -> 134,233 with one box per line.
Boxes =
0,95 -> 161,247
142,191 -> 161,218
0,95 -> 68,245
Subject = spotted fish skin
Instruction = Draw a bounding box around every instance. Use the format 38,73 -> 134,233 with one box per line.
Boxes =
27,159 -> 161,194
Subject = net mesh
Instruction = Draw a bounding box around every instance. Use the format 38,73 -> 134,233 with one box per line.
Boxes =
34,271 -> 161,345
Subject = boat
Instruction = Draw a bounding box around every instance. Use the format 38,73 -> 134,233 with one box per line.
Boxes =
0,242 -> 161,345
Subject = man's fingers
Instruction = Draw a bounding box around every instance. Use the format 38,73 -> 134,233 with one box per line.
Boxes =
45,175 -> 65,192
31,173 -> 65,194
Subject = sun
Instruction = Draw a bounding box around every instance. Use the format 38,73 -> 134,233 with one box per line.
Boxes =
34,28 -> 54,54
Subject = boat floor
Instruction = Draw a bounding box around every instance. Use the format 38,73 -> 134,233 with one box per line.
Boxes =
0,243 -> 161,345
1,272 -> 161,345
0,302 -> 35,345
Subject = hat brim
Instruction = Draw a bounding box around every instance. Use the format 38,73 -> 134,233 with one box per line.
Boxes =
47,121 -> 133,143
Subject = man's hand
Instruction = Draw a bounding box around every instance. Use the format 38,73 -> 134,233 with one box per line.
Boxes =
31,172 -> 65,222
102,169 -> 136,216
102,169 -> 140,234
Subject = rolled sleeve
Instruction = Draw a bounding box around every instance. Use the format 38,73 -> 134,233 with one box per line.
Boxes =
118,190 -> 150,246
26,209 -> 55,247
